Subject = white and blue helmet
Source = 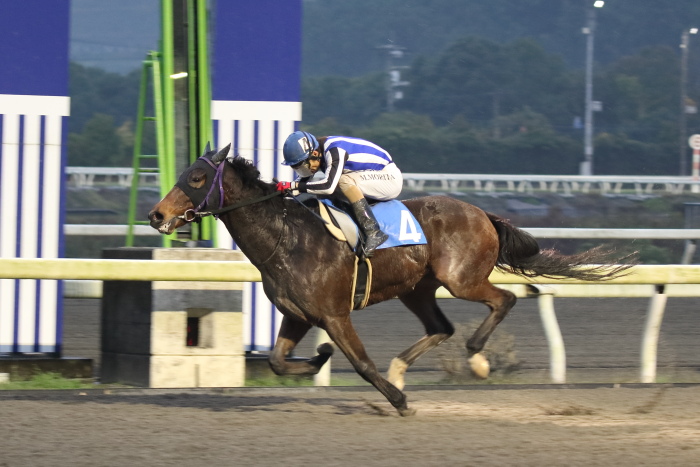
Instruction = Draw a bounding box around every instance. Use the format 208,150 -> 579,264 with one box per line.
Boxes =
282,131 -> 319,166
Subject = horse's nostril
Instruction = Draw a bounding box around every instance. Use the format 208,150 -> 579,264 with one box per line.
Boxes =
148,210 -> 164,224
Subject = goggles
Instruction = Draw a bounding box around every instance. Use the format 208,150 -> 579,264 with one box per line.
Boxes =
291,154 -> 321,170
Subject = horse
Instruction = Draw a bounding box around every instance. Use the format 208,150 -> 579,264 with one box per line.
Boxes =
148,144 -> 633,416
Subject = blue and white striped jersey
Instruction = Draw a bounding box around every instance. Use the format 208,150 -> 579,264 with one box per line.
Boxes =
297,136 -> 394,195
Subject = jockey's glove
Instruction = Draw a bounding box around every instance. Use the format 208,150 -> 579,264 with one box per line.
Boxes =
276,181 -> 299,196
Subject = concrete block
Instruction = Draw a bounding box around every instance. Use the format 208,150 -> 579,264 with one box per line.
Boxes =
101,247 -> 247,388
100,353 -> 151,386
150,355 -> 245,388
150,311 -> 243,356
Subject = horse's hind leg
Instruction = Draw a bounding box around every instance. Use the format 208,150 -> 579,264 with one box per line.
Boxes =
447,280 -> 517,378
268,315 -> 334,376
322,315 -> 415,416
388,284 -> 455,390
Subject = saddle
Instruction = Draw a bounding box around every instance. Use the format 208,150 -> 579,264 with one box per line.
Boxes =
317,200 -> 360,250
317,201 -> 370,310
315,198 -> 427,310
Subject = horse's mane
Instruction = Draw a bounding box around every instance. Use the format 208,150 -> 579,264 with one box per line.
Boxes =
227,156 -> 274,192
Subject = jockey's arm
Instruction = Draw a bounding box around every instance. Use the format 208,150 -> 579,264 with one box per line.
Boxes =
297,147 -> 347,196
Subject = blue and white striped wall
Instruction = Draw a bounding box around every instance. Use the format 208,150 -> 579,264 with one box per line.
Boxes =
211,0 -> 302,351
0,1 -> 70,354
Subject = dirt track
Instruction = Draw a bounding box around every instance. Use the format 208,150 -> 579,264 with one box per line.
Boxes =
1,385 -> 699,466
2,297 -> 700,466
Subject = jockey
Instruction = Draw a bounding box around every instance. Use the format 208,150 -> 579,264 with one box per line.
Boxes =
276,131 -> 403,257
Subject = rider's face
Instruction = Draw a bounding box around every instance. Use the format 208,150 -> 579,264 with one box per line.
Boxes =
307,151 -> 322,173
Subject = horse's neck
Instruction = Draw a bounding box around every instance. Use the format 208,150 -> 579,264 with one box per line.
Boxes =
219,189 -> 285,266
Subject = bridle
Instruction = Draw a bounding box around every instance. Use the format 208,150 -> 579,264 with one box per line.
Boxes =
172,154 -> 326,264
175,156 -> 284,223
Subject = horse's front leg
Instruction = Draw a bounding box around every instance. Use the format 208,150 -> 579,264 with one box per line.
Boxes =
268,315 -> 334,376
323,315 -> 416,417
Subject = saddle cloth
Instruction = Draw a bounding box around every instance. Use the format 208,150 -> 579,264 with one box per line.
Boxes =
318,199 -> 428,252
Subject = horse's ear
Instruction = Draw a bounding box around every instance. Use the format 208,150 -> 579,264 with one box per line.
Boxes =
211,143 -> 231,164
201,142 -> 212,157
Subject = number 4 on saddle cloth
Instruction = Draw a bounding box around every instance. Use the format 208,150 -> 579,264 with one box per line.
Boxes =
317,198 -> 428,310
318,199 -> 427,252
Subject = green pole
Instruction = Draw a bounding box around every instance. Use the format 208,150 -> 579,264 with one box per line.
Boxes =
195,0 -> 215,243
151,53 -> 173,247
125,61 -> 150,247
160,0 -> 176,191
196,0 -> 213,149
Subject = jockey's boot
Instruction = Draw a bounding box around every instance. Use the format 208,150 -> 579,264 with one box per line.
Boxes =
351,198 -> 389,258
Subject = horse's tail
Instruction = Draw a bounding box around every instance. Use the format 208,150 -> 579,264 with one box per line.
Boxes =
486,212 -> 635,281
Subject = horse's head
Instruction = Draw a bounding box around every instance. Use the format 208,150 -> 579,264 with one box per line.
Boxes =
148,144 -> 231,234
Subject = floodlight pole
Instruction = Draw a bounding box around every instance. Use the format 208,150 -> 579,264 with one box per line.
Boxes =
581,6 -> 597,176
680,29 -> 696,176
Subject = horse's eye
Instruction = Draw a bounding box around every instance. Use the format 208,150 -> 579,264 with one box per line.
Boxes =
189,172 -> 205,185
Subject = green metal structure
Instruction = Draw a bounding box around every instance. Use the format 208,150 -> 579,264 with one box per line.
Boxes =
126,0 -> 214,247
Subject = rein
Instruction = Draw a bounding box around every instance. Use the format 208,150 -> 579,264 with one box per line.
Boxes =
177,190 -> 284,222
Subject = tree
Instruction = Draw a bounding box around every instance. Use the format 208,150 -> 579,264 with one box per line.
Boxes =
69,63 -> 140,132
596,46 -> 680,142
301,73 -> 386,125
68,114 -> 131,167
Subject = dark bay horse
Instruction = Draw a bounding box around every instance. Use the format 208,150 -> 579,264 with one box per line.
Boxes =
148,145 -> 632,416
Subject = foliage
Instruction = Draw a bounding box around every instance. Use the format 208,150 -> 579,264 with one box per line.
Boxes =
69,1 -> 700,175
593,132 -> 676,175
68,113 -> 133,166
69,63 -> 156,167
299,34 -> 688,175
70,63 -> 141,132
0,372 -> 94,390
303,0 -> 700,77
245,375 -> 315,387
398,37 -> 578,129
301,73 -> 386,126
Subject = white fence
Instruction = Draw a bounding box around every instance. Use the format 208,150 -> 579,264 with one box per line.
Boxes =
66,167 -> 700,195
403,173 -> 700,196
2,257 -> 699,385
60,225 -> 700,384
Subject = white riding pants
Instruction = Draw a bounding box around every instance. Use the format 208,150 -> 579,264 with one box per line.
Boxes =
338,163 -> 403,201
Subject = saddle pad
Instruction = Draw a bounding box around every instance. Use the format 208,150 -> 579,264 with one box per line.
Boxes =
320,199 -> 427,249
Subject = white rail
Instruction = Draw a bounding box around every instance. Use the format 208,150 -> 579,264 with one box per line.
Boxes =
403,173 -> 700,195
66,167 -> 700,195
66,167 -> 158,188
2,258 -> 698,385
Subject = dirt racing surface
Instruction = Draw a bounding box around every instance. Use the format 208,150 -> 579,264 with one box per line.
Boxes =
1,385 -> 699,466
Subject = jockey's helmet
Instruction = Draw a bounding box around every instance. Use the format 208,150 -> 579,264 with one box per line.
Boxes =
282,131 -> 318,166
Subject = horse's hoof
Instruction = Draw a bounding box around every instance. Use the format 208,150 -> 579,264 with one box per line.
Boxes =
397,406 -> 417,417
387,357 -> 408,391
468,353 -> 490,379
316,342 -> 335,356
